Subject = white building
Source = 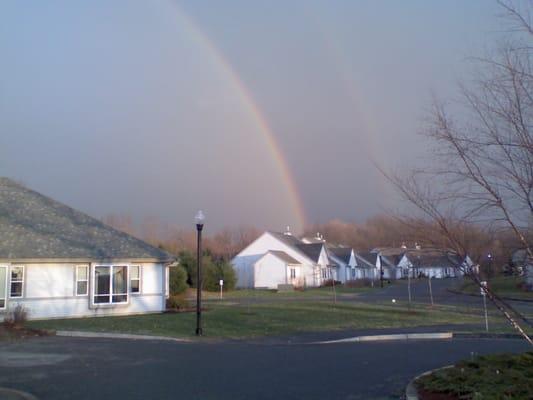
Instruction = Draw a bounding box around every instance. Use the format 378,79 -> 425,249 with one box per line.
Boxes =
0,177 -> 175,320
328,246 -> 360,282
232,229 -> 336,289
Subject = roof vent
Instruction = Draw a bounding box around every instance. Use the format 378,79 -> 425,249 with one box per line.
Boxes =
401,242 -> 407,249
415,242 -> 421,250
284,226 -> 292,236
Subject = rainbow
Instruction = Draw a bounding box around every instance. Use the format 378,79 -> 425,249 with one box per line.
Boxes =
166,1 -> 306,233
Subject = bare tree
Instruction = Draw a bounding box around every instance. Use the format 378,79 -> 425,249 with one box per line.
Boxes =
383,0 -> 533,344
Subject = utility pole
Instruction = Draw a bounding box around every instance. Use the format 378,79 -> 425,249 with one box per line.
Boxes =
407,265 -> 412,311
428,275 -> 434,306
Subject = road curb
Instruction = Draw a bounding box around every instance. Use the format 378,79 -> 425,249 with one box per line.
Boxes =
405,365 -> 454,400
314,332 -> 453,344
55,330 -> 191,342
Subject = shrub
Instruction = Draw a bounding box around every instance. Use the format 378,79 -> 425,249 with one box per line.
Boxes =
166,295 -> 189,311
321,279 -> 341,287
203,260 -> 237,291
169,265 -> 188,295
345,279 -> 374,288
3,304 -> 28,328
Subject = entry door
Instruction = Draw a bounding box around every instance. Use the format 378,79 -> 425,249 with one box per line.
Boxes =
0,266 -> 7,310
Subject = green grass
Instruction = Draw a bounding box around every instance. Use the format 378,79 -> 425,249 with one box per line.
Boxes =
211,285 -> 375,300
27,300 -> 504,339
458,276 -> 533,300
416,351 -> 533,400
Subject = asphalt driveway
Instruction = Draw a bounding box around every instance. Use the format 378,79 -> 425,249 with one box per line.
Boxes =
0,336 -> 530,400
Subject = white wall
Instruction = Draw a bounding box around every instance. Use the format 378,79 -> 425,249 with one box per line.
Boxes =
232,232 -> 319,287
254,254 -> 288,289
0,262 -> 167,320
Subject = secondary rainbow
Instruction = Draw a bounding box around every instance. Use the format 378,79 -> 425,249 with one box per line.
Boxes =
167,1 -> 307,232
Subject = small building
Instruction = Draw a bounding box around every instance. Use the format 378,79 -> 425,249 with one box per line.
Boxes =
328,246 -> 359,282
397,249 -> 471,278
0,178 -> 175,320
232,229 -> 336,289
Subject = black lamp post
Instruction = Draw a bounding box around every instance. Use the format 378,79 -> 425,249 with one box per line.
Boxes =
195,210 -> 205,336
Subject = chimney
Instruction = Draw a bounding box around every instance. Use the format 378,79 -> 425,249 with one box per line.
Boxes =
284,226 -> 292,236
415,242 -> 421,250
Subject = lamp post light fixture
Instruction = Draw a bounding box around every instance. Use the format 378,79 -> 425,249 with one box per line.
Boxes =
195,210 -> 205,336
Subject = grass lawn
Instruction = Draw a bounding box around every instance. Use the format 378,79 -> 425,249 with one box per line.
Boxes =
27,299 -> 510,339
416,351 -> 533,400
458,276 -> 533,300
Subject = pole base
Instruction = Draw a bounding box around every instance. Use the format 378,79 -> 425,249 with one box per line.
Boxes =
196,328 -> 203,336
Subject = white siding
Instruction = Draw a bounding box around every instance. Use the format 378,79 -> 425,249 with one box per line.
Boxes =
254,254 -> 288,289
0,262 -> 167,320
232,232 -> 319,288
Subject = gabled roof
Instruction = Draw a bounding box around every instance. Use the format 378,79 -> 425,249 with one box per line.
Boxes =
0,178 -> 175,262
268,231 -> 304,248
296,243 -> 324,263
356,252 -> 378,266
404,249 -> 463,268
267,250 -> 301,265
328,247 -> 352,264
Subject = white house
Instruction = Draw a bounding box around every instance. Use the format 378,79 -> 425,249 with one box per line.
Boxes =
232,229 -> 336,289
0,177 -> 176,320
328,246 -> 360,282
396,249 -> 473,278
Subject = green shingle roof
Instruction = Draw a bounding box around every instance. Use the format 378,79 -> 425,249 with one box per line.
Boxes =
0,177 -> 175,262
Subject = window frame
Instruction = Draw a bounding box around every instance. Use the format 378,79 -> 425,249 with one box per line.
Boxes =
290,268 -> 296,279
130,265 -> 141,294
75,265 -> 89,296
92,264 -> 129,306
9,265 -> 24,298
0,266 -> 7,310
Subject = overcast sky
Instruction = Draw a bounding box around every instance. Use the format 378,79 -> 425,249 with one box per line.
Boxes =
0,1 -> 503,233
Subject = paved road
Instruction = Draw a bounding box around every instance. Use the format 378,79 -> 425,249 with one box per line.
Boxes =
355,278 -> 533,317
0,336 -> 530,400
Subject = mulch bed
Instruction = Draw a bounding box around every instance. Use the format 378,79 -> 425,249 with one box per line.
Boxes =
0,324 -> 52,340
418,387 -> 459,400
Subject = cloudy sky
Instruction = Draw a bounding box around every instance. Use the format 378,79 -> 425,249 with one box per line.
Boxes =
0,1 -> 503,233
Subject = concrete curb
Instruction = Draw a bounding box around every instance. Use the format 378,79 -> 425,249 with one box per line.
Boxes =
313,332 -> 453,344
0,387 -> 38,400
55,330 -> 191,342
405,365 -> 453,400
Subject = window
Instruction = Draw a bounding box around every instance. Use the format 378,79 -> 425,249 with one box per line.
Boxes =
351,268 -> 356,278
0,266 -> 7,309
10,266 -> 23,298
322,269 -> 327,279
290,268 -> 296,279
130,265 -> 140,293
76,266 -> 88,296
94,265 -> 128,304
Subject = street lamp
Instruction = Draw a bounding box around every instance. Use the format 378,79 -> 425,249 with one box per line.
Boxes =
195,210 -> 205,336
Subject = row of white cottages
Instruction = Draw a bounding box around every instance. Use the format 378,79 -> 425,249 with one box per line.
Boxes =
232,229 -> 474,289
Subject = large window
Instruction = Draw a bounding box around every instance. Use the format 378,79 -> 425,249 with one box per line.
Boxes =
0,266 -> 7,309
94,265 -> 128,304
130,265 -> 140,293
10,266 -> 23,298
76,266 -> 88,296
290,268 -> 296,279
